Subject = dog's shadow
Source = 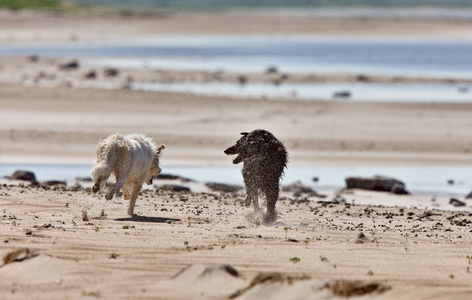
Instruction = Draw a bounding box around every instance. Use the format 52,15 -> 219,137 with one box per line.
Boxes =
115,215 -> 181,223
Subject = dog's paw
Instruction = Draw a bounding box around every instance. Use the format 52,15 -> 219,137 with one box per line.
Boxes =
92,184 -> 100,193
263,212 -> 277,224
105,191 -> 114,201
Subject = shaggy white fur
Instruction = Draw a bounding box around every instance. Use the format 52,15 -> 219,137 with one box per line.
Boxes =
91,133 -> 165,216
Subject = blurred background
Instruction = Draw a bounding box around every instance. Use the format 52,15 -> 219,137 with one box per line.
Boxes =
1,0 -> 472,202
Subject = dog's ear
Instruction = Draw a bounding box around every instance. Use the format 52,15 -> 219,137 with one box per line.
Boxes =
240,132 -> 249,136
157,145 -> 166,153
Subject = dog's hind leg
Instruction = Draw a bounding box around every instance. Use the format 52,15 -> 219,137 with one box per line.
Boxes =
127,182 -> 142,216
263,185 -> 279,224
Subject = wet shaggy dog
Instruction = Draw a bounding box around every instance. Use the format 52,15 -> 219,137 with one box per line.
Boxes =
224,129 -> 288,223
91,133 -> 165,216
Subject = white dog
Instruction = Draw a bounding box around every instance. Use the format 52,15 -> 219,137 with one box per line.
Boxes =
91,133 -> 165,216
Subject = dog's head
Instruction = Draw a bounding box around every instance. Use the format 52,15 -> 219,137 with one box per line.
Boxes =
224,130 -> 277,164
146,144 -> 166,185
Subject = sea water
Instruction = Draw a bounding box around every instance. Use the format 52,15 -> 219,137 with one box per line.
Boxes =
1,164 -> 470,197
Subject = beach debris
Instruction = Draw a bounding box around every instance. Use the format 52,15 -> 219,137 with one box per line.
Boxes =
2,248 -> 40,266
59,60 -> 79,70
349,232 -> 371,244
345,176 -> 410,195
82,209 -> 89,221
449,198 -> 466,207
230,272 -> 310,299
161,264 -> 246,299
333,90 -> 351,98
205,182 -> 243,193
325,279 -> 391,297
6,170 -> 37,183
104,68 -> 119,77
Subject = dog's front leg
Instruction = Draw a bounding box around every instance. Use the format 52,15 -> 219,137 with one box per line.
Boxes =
105,175 -> 127,201
127,182 -> 141,216
121,187 -> 131,200
245,187 -> 259,211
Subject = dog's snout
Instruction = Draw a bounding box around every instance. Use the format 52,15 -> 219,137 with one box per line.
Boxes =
224,145 -> 238,155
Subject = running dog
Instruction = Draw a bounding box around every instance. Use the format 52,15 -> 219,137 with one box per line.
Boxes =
224,129 -> 288,223
91,133 -> 165,216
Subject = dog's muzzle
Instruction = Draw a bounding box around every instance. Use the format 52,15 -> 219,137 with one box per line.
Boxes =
224,146 -> 242,164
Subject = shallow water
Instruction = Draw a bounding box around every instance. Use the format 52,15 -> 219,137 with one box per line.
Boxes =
1,164 -> 470,197
4,36 -> 472,78
131,82 -> 472,102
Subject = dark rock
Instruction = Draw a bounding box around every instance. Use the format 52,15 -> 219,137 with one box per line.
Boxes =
154,173 -> 194,182
205,182 -> 243,193
450,198 -> 466,207
282,181 -> 314,194
390,183 -> 410,195
41,180 -> 67,187
447,179 -> 455,185
84,70 -> 96,79
59,60 -> 79,70
75,176 -> 93,182
265,66 -> 278,74
333,91 -> 351,98
104,68 -> 119,77
237,75 -> 247,85
356,74 -> 369,82
159,185 -> 191,192
345,176 -> 409,194
466,191 -> 472,199
7,170 -> 37,182
312,177 -> 319,182
28,55 -> 39,62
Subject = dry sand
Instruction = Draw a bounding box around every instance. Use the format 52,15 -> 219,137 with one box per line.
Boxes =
1,9 -> 472,299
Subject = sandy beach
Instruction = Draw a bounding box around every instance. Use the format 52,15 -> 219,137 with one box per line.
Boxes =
1,8 -> 472,299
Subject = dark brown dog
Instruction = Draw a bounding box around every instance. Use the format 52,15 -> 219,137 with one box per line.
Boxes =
224,129 -> 288,223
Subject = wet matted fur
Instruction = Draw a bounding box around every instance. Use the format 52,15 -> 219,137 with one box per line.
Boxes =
224,129 -> 288,223
91,133 -> 165,216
